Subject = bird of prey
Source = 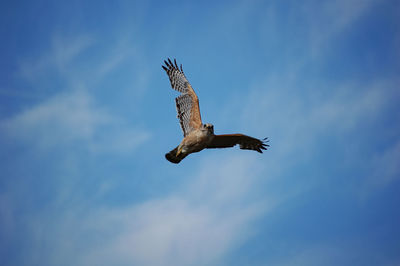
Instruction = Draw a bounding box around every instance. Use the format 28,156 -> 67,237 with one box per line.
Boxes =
162,58 -> 269,164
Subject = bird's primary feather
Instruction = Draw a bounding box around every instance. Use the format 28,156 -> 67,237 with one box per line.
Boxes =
162,58 -> 202,137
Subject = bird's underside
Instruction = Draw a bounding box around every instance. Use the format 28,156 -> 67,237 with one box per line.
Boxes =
162,58 -> 269,164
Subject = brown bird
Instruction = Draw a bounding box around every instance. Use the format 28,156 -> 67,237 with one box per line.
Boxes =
162,58 -> 269,164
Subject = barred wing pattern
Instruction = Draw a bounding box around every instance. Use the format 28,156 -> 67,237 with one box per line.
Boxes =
162,59 -> 202,137
207,134 -> 269,153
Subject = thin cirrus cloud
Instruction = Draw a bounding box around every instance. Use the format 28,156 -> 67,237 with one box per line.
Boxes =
238,74 -> 400,198
19,155 -> 272,266
1,89 -> 150,153
19,35 -> 95,84
305,0 -> 377,56
363,138 -> 400,195
3,32 -> 150,154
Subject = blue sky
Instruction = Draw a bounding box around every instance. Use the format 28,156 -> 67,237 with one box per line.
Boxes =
1,0 -> 399,265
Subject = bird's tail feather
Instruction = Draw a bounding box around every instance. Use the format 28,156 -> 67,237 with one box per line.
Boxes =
165,146 -> 187,164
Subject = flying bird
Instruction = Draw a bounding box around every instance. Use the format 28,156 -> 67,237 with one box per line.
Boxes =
162,58 -> 269,164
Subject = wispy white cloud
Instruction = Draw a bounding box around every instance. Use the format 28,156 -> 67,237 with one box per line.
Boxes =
95,38 -> 138,78
16,32 -> 150,103
231,73 -> 400,198
20,155 -> 276,266
241,80 -> 388,152
79,199 -> 256,266
1,89 -> 149,153
19,34 -> 95,83
359,138 -> 400,198
2,90 -> 106,140
372,139 -> 400,185
305,0 -> 377,56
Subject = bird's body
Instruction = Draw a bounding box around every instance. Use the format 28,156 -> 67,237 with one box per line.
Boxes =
162,58 -> 269,164
179,125 -> 215,154
166,124 -> 215,163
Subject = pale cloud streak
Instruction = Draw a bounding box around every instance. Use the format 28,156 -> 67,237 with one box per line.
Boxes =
19,34 -> 95,84
305,0 -> 377,57
233,73 -> 399,197
16,32 -> 150,103
359,138 -> 400,198
1,89 -> 149,153
4,32 -> 152,153
20,155 -> 274,266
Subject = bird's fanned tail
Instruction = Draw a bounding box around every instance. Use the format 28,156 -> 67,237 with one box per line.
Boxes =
165,146 -> 188,164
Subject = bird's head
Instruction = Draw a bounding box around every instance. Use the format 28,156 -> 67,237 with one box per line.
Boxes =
202,123 -> 214,134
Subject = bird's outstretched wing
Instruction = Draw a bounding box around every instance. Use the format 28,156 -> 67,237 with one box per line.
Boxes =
207,134 -> 269,153
162,58 -> 202,137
